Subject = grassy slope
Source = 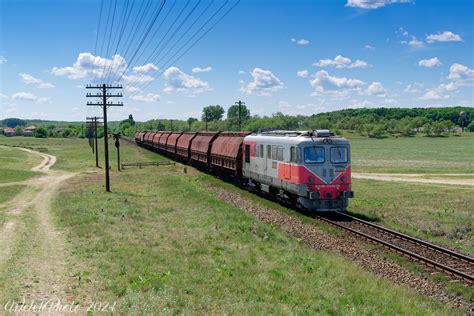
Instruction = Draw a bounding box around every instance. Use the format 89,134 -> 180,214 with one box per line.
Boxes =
346,133 -> 474,174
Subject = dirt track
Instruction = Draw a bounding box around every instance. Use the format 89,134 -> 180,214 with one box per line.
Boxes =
0,147 -> 76,303
352,173 -> 474,186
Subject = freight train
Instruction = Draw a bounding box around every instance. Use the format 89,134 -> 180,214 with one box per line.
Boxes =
134,129 -> 353,211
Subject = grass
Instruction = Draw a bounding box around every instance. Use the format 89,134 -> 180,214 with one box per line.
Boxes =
53,165 -> 454,314
0,185 -> 25,204
0,146 -> 41,183
345,133 -> 474,174
0,137 -> 166,172
349,179 -> 473,255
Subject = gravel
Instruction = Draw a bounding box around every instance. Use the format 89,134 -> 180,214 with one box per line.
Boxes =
207,185 -> 470,311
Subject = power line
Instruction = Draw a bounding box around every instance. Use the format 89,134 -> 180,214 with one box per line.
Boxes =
129,0 -> 239,95
101,0 -> 119,82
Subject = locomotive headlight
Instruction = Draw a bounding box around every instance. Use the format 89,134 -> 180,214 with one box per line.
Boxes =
341,175 -> 347,183
308,176 -> 315,183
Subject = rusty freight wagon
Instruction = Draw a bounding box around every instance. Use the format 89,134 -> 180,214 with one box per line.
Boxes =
190,132 -> 220,166
176,132 -> 197,159
158,132 -> 172,151
165,132 -> 183,154
151,132 -> 163,151
210,132 -> 249,174
144,132 -> 156,148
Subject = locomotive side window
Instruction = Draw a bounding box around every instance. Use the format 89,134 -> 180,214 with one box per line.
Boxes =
267,145 -> 271,159
272,146 -> 277,160
277,146 -> 284,161
245,144 -> 250,163
290,146 -> 297,162
260,144 -> 264,158
304,146 -> 325,164
330,146 -> 348,163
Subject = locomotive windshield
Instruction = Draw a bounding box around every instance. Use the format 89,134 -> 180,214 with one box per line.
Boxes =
304,146 -> 325,164
330,146 -> 348,163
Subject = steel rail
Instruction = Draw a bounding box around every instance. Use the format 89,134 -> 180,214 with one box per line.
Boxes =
315,213 -> 474,284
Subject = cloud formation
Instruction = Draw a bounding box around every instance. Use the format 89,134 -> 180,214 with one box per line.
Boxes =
19,73 -> 55,88
291,38 -> 310,45
192,66 -> 212,73
418,57 -> 442,68
426,31 -> 463,43
310,70 -> 364,92
0,56 -> 7,65
129,93 -> 161,102
163,67 -> 210,95
313,55 -> 368,69
345,0 -> 412,9
297,70 -> 309,78
132,63 -> 158,73
240,68 -> 284,96
366,82 -> 386,96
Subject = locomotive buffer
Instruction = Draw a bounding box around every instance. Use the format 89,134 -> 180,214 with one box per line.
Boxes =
86,84 -> 123,192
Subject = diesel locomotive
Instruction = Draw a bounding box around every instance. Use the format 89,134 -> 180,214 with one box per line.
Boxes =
135,129 -> 353,212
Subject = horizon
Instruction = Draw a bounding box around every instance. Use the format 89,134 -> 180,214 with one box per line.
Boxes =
0,0 -> 473,122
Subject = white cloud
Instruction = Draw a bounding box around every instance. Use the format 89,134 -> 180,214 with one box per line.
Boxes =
163,67 -> 210,95
192,66 -> 212,73
313,55 -> 368,69
129,93 -> 161,102
0,93 -> 9,100
10,92 -> 50,104
345,0 -> 412,9
12,92 -> 38,101
291,38 -> 310,45
447,63 -> 474,81
122,74 -> 154,84
310,70 -> 364,92
418,57 -> 442,68
132,63 -> 158,73
0,56 -> 7,64
404,83 -> 423,93
19,73 -> 55,88
366,82 -> 386,96
297,70 -> 309,78
238,70 -> 246,75
426,31 -> 463,43
125,86 -> 141,93
240,68 -> 284,96
364,44 -> 375,50
420,83 -> 458,100
52,52 -> 128,81
408,38 -> 423,48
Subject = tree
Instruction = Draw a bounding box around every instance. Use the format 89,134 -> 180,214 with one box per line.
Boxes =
227,104 -> 250,121
33,127 -> 48,138
202,105 -> 224,122
466,122 -> 474,132
15,126 -> 24,135
187,117 -> 198,130
128,114 -> 136,126
2,118 -> 27,128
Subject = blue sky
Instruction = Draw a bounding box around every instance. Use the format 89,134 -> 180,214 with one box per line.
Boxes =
0,0 -> 473,121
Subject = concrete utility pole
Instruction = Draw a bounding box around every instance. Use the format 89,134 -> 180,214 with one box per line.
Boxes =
235,100 -> 245,131
112,133 -> 121,171
86,84 -> 123,192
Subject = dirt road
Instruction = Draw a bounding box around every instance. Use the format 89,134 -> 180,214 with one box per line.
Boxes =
0,147 -> 76,303
352,173 -> 474,186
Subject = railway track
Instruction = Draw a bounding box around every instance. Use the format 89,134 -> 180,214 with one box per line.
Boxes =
315,212 -> 474,285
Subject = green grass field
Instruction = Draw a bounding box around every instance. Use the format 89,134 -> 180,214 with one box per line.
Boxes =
0,145 -> 42,183
346,133 -> 474,174
0,136 -> 471,314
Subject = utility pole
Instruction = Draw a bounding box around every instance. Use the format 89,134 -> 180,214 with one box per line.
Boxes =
235,100 -> 245,131
86,116 -> 103,168
205,111 -> 208,131
170,119 -> 173,131
113,133 -> 121,171
86,121 -> 94,153
86,84 -> 123,192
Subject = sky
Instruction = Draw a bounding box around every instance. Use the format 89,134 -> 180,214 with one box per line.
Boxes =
0,0 -> 473,122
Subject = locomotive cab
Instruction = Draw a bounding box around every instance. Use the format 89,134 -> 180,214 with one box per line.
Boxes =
242,130 -> 354,212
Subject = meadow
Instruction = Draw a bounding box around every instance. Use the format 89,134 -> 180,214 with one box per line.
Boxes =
0,135 -> 471,313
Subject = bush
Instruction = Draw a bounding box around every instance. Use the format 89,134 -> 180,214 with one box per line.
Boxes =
33,127 -> 48,138
466,122 -> 474,132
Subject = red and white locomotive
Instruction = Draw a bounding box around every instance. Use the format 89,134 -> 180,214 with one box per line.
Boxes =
135,129 -> 353,211
242,130 -> 353,211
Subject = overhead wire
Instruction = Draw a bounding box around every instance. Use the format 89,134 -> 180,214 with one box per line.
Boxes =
129,0 -> 239,96
101,0 -> 119,83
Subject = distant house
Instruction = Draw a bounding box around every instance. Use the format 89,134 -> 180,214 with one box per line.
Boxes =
23,125 -> 37,137
3,127 -> 16,137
